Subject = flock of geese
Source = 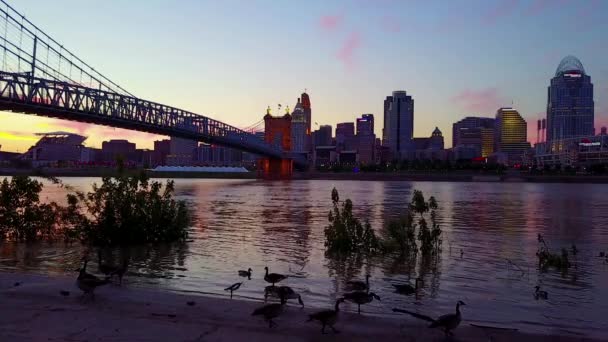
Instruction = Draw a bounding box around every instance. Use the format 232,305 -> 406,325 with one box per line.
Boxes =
72,257 -> 548,337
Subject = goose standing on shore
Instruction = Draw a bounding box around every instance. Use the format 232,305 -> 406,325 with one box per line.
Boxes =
393,300 -> 466,337
264,286 -> 304,307
97,251 -> 129,285
307,298 -> 345,334
252,295 -> 287,328
225,282 -> 242,299
346,274 -> 370,292
343,291 -> 380,314
75,259 -> 110,299
238,268 -> 252,280
264,267 -> 287,286
393,277 -> 423,295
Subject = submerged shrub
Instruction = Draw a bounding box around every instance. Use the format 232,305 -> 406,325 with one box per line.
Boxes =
325,188 -> 379,254
536,234 -> 572,272
382,190 -> 442,256
0,174 -> 190,245
0,176 -> 58,241
79,172 -> 190,245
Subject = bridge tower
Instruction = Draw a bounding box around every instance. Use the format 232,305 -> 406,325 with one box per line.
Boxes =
259,106 -> 293,179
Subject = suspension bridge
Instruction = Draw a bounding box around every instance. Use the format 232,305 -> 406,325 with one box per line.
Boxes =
0,1 -> 307,171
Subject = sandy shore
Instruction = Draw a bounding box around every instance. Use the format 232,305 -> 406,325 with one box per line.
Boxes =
0,272 -> 604,342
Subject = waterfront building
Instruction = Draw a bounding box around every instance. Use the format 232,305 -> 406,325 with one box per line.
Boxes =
411,127 -> 446,160
383,91 -> 414,159
99,139 -> 137,163
494,107 -> 530,164
452,117 -> 495,148
21,131 -> 93,167
547,56 -> 594,152
534,135 -> 608,168
153,139 -> 171,166
195,144 -> 243,166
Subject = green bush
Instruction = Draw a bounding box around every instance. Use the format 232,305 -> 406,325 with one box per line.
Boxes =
382,190 -> 442,256
78,173 -> 190,245
0,174 -> 190,245
324,188 -> 379,254
0,176 -> 58,241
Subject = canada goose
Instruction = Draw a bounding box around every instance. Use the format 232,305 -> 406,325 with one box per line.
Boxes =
343,291 -> 380,314
75,260 -> 110,299
534,286 -> 548,300
393,277 -> 422,295
97,251 -> 129,285
346,274 -> 370,292
307,298 -> 345,334
393,300 -> 466,337
252,295 -> 287,328
225,282 -> 242,299
264,267 -> 287,286
264,286 -> 304,307
238,268 -> 253,279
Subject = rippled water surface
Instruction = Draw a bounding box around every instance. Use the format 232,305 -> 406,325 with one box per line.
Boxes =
2,178 -> 608,338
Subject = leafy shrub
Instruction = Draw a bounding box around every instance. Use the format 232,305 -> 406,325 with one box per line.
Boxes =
0,176 -> 58,241
382,190 -> 442,256
536,234 -> 572,272
77,172 -> 190,246
0,174 -> 190,245
324,188 -> 379,254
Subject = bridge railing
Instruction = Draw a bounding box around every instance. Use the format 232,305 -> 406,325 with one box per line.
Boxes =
0,71 -> 307,166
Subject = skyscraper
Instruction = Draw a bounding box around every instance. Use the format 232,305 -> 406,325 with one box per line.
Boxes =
383,91 -> 414,159
301,91 -> 312,153
313,125 -> 333,147
495,107 -> 530,163
357,114 -> 374,136
547,56 -> 594,151
291,98 -> 307,154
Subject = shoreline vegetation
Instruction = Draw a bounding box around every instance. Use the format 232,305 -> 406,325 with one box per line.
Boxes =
0,172 -> 190,244
5,167 -> 608,183
1,272 -> 604,341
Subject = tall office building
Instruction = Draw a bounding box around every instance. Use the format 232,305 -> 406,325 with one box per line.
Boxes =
291,98 -> 307,154
495,107 -> 530,163
547,56 -> 594,151
357,114 -> 374,136
383,91 -> 414,159
301,91 -> 312,153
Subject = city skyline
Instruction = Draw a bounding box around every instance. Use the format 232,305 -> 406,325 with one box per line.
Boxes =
0,0 -> 607,152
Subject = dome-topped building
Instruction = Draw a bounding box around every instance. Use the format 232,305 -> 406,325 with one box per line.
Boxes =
555,55 -> 586,77
546,56 -> 594,150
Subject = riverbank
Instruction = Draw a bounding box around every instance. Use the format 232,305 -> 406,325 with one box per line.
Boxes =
5,167 -> 608,183
0,272 -> 603,341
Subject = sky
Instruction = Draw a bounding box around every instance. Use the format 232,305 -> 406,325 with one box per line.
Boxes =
0,0 -> 607,152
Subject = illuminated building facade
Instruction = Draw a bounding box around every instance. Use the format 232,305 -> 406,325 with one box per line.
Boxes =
452,117 -> 495,148
495,107 -> 530,164
547,56 -> 594,152
301,91 -> 312,154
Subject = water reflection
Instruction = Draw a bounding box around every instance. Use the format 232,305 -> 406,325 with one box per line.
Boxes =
1,179 -> 608,338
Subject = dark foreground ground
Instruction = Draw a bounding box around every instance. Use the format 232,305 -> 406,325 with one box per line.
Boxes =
0,272 -> 604,341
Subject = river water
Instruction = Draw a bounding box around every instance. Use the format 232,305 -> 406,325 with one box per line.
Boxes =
1,178 -> 607,338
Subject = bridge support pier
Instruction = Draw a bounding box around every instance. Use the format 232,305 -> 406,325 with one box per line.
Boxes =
258,158 -> 293,180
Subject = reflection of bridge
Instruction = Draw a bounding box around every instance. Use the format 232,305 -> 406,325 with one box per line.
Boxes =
0,1 -> 306,171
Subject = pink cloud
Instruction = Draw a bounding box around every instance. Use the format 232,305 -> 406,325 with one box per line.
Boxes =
380,15 -> 401,33
336,32 -> 362,70
483,0 -> 519,26
318,14 -> 343,32
452,88 -> 507,114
